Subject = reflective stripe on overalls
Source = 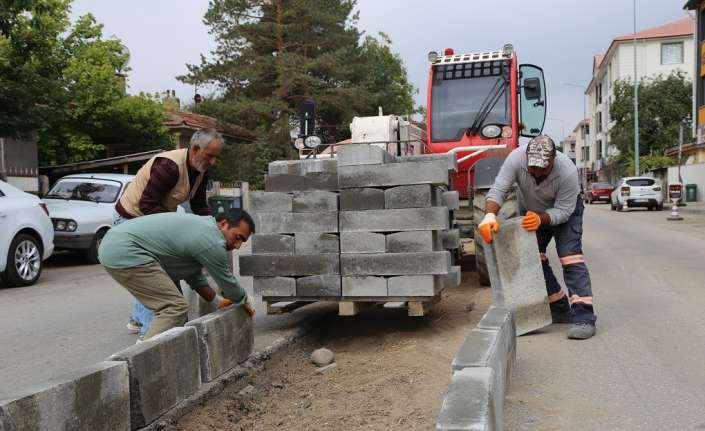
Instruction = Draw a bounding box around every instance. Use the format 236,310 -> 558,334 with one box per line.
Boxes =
535,197 -> 596,323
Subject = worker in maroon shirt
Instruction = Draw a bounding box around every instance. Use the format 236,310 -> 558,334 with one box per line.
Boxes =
113,128 -> 223,339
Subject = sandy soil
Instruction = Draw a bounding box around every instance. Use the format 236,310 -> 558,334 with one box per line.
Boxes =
176,269 -> 490,431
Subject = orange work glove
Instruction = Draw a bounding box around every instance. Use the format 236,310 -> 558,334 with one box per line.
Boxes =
522,211 -> 542,232
478,213 -> 500,243
217,297 -> 232,310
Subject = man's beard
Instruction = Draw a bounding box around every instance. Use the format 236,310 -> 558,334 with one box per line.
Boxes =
531,174 -> 548,183
194,160 -> 208,173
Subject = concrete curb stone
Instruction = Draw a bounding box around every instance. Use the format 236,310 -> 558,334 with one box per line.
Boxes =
108,327 -> 201,429
186,306 -> 254,383
0,361 -> 130,431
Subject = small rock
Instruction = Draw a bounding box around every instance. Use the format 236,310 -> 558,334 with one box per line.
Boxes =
272,381 -> 284,389
464,302 -> 475,312
238,384 -> 256,398
311,347 -> 335,366
315,363 -> 338,374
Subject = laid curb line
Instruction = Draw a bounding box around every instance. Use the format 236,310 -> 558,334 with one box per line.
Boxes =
436,306 -> 517,431
139,320 -> 317,431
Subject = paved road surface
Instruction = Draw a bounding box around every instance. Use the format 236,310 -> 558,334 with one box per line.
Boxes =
506,203 -> 705,430
0,250 -> 335,399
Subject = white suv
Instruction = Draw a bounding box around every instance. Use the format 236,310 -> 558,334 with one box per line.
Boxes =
610,177 -> 664,211
0,180 -> 55,286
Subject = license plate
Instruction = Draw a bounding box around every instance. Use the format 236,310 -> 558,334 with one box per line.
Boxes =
634,199 -> 648,203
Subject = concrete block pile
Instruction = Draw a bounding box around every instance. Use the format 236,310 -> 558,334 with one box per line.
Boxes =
241,145 -> 462,302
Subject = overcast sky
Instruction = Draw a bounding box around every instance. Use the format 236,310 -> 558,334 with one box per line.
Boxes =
71,0 -> 691,142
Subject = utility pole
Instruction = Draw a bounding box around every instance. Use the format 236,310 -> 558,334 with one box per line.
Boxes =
633,0 -> 640,175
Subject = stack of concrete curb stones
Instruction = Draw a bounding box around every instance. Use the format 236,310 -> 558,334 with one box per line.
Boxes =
240,144 -> 462,304
0,306 -> 253,430
436,306 -> 516,431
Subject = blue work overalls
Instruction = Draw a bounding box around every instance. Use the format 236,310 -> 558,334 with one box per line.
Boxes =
535,198 -> 596,323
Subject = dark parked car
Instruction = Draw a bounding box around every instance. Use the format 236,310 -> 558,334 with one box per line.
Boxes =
585,182 -> 613,204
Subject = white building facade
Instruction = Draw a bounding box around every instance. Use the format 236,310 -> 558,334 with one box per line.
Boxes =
584,17 -> 694,181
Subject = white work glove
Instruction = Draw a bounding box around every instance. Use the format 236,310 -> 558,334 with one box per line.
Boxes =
478,212 -> 500,244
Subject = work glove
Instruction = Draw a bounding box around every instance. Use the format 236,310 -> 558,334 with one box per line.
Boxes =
478,213 -> 500,243
242,295 -> 256,317
522,211 -> 542,232
211,294 -> 232,310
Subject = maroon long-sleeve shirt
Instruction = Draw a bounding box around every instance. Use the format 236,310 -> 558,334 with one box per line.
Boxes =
116,157 -> 211,219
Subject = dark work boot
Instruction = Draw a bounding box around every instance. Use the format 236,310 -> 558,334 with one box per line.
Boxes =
567,322 -> 596,340
551,309 -> 573,324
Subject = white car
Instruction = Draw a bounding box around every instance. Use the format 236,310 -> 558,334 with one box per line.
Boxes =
610,176 -> 664,211
0,180 -> 55,286
43,173 -> 134,263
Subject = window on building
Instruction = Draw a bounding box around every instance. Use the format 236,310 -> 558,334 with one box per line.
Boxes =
661,42 -> 683,65
596,84 -> 603,105
596,140 -> 603,159
581,124 -> 590,140
597,112 -> 603,133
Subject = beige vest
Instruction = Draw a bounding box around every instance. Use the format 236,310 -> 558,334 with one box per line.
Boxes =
119,148 -> 205,217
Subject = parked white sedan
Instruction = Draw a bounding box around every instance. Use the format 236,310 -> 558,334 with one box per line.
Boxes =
0,180 -> 55,286
43,173 -> 133,263
610,177 -> 664,211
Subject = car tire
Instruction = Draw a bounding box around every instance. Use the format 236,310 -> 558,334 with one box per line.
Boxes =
85,228 -> 108,264
2,233 -> 43,287
610,201 -> 616,211
656,204 -> 664,211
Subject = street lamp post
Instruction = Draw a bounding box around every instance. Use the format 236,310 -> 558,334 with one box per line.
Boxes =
633,0 -> 640,176
561,82 -> 587,120
547,117 -> 566,143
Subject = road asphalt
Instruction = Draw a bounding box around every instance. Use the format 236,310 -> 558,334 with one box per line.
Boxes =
506,203 -> 705,430
0,250 -> 335,399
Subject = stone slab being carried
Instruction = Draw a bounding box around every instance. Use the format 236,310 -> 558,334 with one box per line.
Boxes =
482,218 -> 551,336
0,361 -> 130,431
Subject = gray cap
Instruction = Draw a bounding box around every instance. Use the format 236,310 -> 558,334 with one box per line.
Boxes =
526,135 -> 555,168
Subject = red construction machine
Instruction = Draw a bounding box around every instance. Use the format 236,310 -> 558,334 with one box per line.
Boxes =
424,44 -> 547,283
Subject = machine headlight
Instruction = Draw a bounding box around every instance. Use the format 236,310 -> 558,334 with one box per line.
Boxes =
481,125 -> 502,139
55,220 -> 66,231
427,51 -> 439,63
501,126 -> 513,138
66,220 -> 78,232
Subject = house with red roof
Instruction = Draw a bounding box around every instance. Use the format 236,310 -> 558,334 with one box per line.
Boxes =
583,17 -> 694,181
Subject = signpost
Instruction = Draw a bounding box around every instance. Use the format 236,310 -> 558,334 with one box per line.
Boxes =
667,183 -> 683,221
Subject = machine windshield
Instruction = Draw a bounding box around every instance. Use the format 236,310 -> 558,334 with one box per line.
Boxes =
430,60 -> 510,142
45,179 -> 122,203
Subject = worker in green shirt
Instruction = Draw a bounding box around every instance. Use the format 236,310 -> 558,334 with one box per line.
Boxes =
98,208 -> 255,340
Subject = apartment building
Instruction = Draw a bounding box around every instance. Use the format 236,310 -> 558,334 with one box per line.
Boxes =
585,17 -> 694,181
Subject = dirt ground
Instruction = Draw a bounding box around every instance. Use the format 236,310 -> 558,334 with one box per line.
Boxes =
176,269 -> 491,431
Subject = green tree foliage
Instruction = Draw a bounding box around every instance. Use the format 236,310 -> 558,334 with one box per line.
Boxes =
179,0 -> 416,188
609,72 -> 691,175
1,1 -> 171,165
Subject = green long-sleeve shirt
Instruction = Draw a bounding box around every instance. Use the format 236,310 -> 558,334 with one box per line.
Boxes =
98,212 -> 246,302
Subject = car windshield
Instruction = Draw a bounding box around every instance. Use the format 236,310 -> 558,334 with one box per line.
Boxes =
626,179 -> 655,187
46,179 -> 121,203
592,183 -> 611,189
430,60 -> 510,142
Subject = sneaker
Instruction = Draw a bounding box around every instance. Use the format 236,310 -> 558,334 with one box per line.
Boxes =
567,322 -> 596,340
126,319 -> 142,334
551,310 -> 573,324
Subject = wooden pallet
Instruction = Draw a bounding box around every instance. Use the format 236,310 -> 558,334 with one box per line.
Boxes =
264,296 -> 440,317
